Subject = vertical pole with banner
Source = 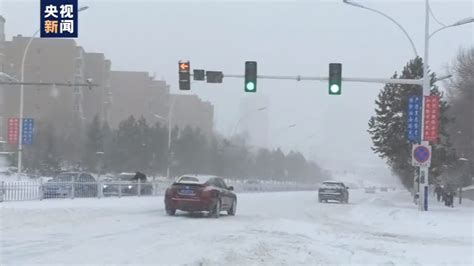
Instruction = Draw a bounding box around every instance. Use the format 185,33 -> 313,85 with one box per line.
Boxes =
419,0 -> 431,212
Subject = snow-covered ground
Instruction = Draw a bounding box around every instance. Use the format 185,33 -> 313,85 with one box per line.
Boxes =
1,189 -> 473,265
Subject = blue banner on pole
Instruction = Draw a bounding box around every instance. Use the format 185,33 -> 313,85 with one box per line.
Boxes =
40,0 -> 78,38
22,118 -> 35,145
407,95 -> 422,143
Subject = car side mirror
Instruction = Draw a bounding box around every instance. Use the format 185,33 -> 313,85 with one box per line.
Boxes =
228,186 -> 234,191
346,187 -> 349,189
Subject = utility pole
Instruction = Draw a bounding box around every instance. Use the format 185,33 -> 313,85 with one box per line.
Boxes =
418,0 -> 431,212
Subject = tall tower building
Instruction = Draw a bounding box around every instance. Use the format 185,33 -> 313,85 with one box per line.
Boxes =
0,15 -> 6,140
0,15 -> 6,71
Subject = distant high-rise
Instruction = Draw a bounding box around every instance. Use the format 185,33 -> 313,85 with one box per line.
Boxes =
0,16 -> 5,140
0,15 -> 6,71
0,15 -> 5,42
239,95 -> 270,148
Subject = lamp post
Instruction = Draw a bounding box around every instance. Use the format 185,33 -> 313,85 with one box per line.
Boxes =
344,0 -> 474,211
230,106 -> 267,138
17,6 -> 90,177
271,124 -> 297,149
96,151 -> 104,179
457,157 -> 471,204
152,97 -> 176,180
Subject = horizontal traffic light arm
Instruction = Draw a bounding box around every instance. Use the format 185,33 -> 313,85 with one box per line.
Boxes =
0,81 -> 100,87
191,73 -> 423,85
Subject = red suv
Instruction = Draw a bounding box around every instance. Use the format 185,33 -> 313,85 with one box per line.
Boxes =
164,175 -> 237,218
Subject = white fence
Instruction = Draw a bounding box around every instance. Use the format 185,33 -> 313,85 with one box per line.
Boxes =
0,179 -> 318,202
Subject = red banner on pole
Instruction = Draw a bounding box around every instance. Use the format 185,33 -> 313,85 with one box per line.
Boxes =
423,96 -> 440,142
7,118 -> 20,144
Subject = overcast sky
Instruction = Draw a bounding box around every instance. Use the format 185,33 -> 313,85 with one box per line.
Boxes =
1,0 -> 473,179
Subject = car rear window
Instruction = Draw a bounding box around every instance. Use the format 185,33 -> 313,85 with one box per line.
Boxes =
177,176 -> 200,183
118,174 -> 135,181
52,173 -> 77,182
321,183 -> 344,189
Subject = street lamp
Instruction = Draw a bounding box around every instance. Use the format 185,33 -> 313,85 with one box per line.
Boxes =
0,72 -> 19,82
152,97 -> 176,180
79,6 -> 90,12
230,106 -> 267,137
342,0 -> 419,57
96,151 -> 104,179
17,6 -> 90,177
271,124 -> 298,152
344,0 -> 474,211
418,1 -> 473,211
429,17 -> 474,39
456,157 -> 471,204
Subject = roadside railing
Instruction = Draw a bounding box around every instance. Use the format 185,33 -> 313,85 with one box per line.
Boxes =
0,179 -> 318,202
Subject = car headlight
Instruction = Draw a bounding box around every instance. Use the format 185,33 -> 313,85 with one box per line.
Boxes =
128,185 -> 133,189
103,185 -> 108,188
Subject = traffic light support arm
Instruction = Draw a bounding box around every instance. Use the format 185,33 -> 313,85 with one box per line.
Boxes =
211,73 -> 423,85
0,81 -> 100,88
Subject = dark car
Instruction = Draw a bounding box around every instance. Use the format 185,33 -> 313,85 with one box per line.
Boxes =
102,172 -> 153,196
318,181 -> 349,203
43,172 -> 97,198
164,175 -> 237,218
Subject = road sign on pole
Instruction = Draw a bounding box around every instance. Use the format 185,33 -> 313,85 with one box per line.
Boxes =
412,144 -> 432,167
407,95 -> 422,143
206,71 -> 223,83
193,69 -> 205,81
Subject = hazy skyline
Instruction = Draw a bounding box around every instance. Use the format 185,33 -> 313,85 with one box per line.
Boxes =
1,0 -> 472,178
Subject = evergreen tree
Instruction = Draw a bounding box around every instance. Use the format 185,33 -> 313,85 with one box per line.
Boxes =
368,57 -> 456,188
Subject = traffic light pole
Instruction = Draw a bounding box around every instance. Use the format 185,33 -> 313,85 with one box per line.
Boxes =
197,73 -> 423,85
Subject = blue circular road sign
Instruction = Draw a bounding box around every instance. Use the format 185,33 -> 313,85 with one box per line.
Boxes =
414,146 -> 430,163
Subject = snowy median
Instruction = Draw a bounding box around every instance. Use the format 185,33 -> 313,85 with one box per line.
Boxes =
0,178 -> 318,202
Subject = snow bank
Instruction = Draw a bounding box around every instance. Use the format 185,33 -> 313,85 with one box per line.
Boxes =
348,190 -> 474,240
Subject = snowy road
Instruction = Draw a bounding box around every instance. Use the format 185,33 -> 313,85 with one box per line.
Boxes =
1,189 -> 473,265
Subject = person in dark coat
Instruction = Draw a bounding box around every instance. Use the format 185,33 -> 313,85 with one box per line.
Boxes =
434,185 -> 444,202
443,185 -> 455,207
134,171 -> 147,182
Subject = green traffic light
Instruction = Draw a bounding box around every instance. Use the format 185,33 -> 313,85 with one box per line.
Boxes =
329,63 -> 342,95
330,84 -> 340,94
245,61 -> 257,93
246,82 -> 256,91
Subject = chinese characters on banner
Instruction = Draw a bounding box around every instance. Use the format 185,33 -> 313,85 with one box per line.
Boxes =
22,119 -> 35,145
7,118 -> 35,145
423,95 -> 440,142
7,118 -> 20,144
40,0 -> 78,38
407,95 -> 422,143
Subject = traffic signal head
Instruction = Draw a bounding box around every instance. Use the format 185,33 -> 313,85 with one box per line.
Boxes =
245,61 -> 257,93
329,63 -> 342,95
178,60 -> 190,90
